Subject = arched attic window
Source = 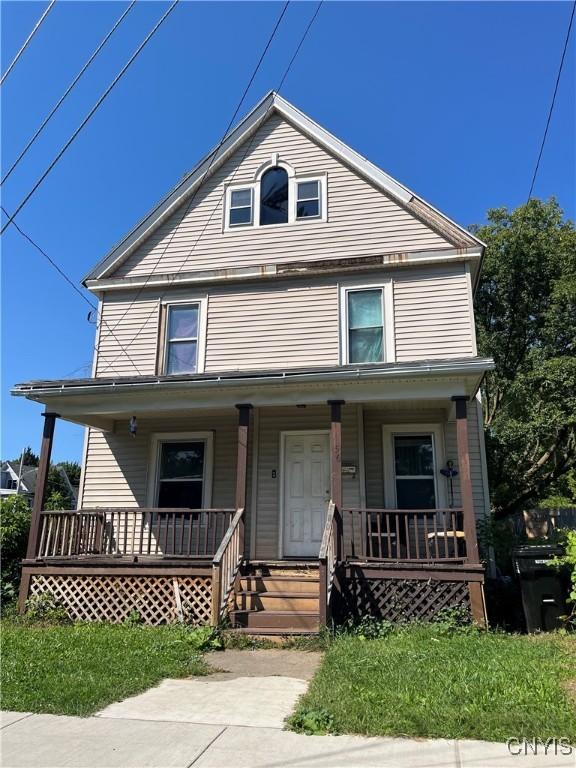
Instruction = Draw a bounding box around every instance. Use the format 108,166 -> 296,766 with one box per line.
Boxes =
260,167 -> 289,225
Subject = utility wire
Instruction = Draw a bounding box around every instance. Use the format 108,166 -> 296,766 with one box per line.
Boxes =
1,1 -> 137,187
99,0 -> 322,376
98,0 -> 291,374
0,1 -> 56,86
1,204 -> 143,376
1,0 -> 180,235
526,0 -> 576,203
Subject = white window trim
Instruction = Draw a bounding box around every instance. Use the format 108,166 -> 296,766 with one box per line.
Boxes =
224,170 -> 327,231
147,431 -> 214,508
227,186 -> 254,228
161,297 -> 208,375
339,282 -> 395,365
382,424 -> 446,509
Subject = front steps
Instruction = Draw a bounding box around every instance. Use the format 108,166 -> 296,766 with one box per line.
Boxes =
229,562 -> 320,634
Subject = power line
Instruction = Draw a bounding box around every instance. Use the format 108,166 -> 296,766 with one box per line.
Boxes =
527,0 -> 576,202
0,1 -> 56,86
100,1 -> 322,376
98,1 -> 291,374
1,205 -> 143,376
1,1 -> 137,187
1,0 -> 180,235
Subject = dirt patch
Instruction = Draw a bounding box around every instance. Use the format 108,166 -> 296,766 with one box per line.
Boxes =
206,648 -> 322,680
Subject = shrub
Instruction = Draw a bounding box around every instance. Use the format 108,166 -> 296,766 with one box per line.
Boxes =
0,495 -> 31,607
549,529 -> 576,628
24,592 -> 71,625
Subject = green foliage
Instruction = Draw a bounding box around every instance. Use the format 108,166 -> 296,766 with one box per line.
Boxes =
0,495 -> 31,605
1,620 -> 209,716
14,447 -> 39,466
123,609 -> 143,626
550,529 -> 576,627
186,624 -> 223,651
290,626 -> 576,742
287,706 -> 335,735
24,592 -> 71,625
43,490 -> 68,511
473,198 -> 576,517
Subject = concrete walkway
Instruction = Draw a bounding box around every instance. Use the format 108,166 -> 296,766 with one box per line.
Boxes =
2,651 -> 574,767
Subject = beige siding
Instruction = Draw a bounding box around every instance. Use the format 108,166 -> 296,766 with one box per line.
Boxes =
393,263 -> 474,361
112,114 -> 453,279
94,264 -> 474,377
363,404 -> 486,521
254,404 -> 361,560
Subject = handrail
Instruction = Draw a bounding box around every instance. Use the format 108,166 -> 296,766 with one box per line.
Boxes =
211,507 -> 245,626
319,501 -> 338,626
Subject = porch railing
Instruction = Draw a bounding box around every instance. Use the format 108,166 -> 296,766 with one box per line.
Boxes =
341,508 -> 467,562
319,500 -> 339,625
36,508 -> 235,559
211,507 -> 245,625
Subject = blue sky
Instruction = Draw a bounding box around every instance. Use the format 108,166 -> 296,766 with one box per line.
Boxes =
1,1 -> 574,463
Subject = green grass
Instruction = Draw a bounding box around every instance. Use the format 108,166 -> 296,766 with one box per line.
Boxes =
1,621 -> 209,716
289,626 -> 576,742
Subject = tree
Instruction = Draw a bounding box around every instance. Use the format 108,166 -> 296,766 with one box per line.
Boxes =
11,446 -> 38,467
473,198 -> 576,518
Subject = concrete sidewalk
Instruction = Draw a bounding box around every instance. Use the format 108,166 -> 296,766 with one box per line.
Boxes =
1,710 -> 574,768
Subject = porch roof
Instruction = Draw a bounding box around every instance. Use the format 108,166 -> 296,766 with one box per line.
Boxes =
12,357 -> 493,430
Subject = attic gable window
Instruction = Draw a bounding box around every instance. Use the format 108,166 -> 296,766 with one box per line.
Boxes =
260,167 -> 289,225
229,188 -> 253,227
296,180 -> 320,219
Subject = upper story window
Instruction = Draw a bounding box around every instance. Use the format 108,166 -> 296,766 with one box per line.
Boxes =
340,283 -> 394,365
260,167 -> 289,225
296,180 -> 320,219
162,300 -> 207,375
225,159 -> 326,230
229,188 -> 253,227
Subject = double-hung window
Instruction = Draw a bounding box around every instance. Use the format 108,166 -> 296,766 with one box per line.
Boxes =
164,303 -> 200,375
150,432 -> 214,509
229,188 -> 253,227
393,434 -> 437,509
296,180 -> 321,219
346,288 -> 385,363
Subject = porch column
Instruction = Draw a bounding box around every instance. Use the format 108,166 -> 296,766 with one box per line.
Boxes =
234,404 -> 252,510
451,397 -> 480,564
327,400 -> 345,510
26,412 -> 59,559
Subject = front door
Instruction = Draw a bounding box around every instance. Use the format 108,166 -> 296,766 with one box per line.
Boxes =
282,432 -> 330,557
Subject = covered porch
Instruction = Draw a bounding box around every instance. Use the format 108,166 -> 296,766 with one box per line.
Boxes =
14,359 -> 491,629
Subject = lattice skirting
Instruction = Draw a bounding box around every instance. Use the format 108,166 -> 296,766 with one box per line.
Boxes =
28,574 -> 212,626
338,576 -> 472,623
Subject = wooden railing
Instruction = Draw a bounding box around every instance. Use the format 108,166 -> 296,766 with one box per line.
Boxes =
319,501 -> 340,625
36,508 -> 235,559
341,508 -> 466,562
211,507 -> 245,625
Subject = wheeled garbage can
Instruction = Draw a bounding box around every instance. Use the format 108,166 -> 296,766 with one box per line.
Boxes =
512,545 -> 569,632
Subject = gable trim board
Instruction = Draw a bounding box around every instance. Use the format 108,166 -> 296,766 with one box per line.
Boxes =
82,92 -> 484,286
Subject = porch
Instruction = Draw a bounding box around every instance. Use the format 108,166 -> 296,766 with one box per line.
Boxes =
15,361 -> 490,630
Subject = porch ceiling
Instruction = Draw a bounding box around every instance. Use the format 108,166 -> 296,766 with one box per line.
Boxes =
12,358 -> 493,431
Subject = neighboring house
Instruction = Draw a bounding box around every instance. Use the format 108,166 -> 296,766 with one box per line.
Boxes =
0,461 -> 37,501
14,93 -> 493,631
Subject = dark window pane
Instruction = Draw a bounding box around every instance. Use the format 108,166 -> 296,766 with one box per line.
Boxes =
229,206 -> 252,225
158,480 -> 203,508
348,290 -> 382,328
296,199 -> 319,218
349,327 -> 383,363
168,306 -> 198,339
297,181 -> 319,200
394,436 -> 434,476
260,167 -> 288,225
167,340 -> 197,374
160,442 -> 205,479
396,478 -> 436,509
231,189 -> 251,207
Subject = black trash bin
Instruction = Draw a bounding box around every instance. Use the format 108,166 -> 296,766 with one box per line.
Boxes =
512,545 -> 569,632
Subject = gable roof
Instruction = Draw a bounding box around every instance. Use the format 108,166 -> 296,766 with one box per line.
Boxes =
83,91 -> 484,284
1,461 -> 37,493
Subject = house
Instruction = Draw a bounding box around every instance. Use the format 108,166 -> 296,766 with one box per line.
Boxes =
0,461 -> 37,501
13,92 -> 493,632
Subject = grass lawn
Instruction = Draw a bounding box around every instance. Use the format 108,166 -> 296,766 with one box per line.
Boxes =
289,626 -> 576,742
1,620 -> 209,716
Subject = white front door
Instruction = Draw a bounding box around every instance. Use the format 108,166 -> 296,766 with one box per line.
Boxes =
282,432 -> 331,557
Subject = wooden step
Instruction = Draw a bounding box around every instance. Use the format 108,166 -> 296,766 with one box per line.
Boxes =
231,627 -> 319,638
240,575 -> 320,594
231,609 -> 320,631
235,590 -> 319,612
